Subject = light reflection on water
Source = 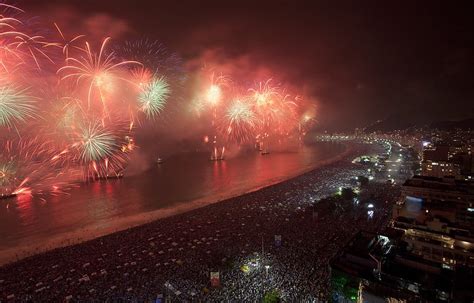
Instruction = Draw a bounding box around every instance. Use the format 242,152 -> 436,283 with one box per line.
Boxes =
0,142 -> 345,253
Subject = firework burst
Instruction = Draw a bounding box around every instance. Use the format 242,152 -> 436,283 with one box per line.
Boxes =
0,4 -> 26,72
222,98 -> 256,144
0,138 -> 63,197
68,118 -> 129,180
249,79 -> 279,107
52,22 -> 85,60
0,84 -> 36,128
78,121 -> 117,162
57,37 -> 141,111
10,34 -> 55,70
0,1 -> 312,197
118,39 -> 183,79
138,76 -> 171,119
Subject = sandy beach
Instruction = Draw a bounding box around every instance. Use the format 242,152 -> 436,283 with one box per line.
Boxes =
0,142 -> 400,302
0,142 -> 354,266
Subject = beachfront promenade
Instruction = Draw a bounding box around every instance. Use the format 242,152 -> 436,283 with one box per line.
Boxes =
0,143 -> 399,301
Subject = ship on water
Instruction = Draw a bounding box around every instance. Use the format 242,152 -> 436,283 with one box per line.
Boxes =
257,141 -> 270,155
210,146 -> 225,161
94,172 -> 124,181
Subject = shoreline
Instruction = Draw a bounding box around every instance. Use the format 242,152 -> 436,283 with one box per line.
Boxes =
0,142 -> 393,301
0,142 -> 354,267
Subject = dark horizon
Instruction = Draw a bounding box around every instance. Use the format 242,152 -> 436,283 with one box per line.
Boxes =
21,0 -> 474,130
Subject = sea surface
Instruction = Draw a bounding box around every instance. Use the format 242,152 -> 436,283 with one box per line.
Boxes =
0,141 -> 346,263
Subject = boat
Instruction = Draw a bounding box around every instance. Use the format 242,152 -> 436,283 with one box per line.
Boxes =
210,148 -> 225,161
210,156 -> 224,161
261,149 -> 270,155
157,157 -> 163,164
95,173 -> 124,181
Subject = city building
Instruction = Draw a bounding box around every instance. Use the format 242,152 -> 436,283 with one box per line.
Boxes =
386,175 -> 474,298
399,175 -> 474,231
421,160 -> 460,178
422,145 -> 449,163
330,172 -> 474,302
420,139 -> 474,179
421,144 -> 460,178
401,176 -> 474,208
330,231 -> 474,302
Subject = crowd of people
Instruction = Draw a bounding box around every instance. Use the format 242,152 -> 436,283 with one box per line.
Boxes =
0,142 -> 403,302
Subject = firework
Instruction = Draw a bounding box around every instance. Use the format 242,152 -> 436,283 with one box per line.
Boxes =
223,98 -> 256,143
199,72 -> 231,160
300,105 -> 316,125
206,84 -> 221,106
206,72 -> 231,105
190,71 -> 230,112
249,79 -> 279,107
78,121 -> 117,162
0,4 -> 24,32
117,39 -> 186,127
68,118 -> 129,180
57,37 -> 141,111
138,76 -> 171,119
0,85 -> 36,128
10,34 -> 55,70
130,66 -> 153,87
189,96 -> 206,116
52,22 -> 85,59
55,98 -> 84,131
118,39 -> 183,80
0,138 -> 64,197
0,4 -> 26,72
0,41 -> 21,72
247,79 -> 301,151
249,79 -> 285,130
0,1 -> 312,197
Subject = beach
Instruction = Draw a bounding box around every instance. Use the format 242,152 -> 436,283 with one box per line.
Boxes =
0,142 -> 349,266
0,141 -> 397,301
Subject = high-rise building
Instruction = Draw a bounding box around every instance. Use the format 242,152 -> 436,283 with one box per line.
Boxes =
400,176 -> 474,230
330,231 -> 473,302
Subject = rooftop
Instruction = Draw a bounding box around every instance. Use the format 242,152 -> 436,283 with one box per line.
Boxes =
403,175 -> 474,195
331,230 -> 474,301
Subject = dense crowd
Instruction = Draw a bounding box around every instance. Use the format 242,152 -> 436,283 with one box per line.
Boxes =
0,143 -> 402,302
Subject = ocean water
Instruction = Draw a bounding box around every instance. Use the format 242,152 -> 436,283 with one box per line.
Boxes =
0,142 -> 346,263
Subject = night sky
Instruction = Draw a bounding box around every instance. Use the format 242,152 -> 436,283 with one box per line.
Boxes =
22,0 -> 474,130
